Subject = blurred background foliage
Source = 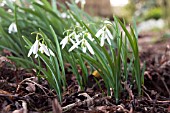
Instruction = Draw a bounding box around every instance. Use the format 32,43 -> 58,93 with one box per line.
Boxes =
125,0 -> 169,23
57,0 -> 170,30
1,0 -> 169,26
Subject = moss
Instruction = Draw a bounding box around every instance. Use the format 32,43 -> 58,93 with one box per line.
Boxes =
144,7 -> 163,20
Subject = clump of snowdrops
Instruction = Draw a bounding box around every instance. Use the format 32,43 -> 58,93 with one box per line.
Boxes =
0,0 -> 144,103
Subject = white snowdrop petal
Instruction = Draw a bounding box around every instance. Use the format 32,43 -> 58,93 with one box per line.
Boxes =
75,0 -> 79,4
82,0 -> 86,5
104,20 -> 112,25
8,23 -> 17,34
68,32 -> 74,38
87,33 -> 94,41
69,40 -> 82,52
33,40 -> 39,54
82,46 -> 86,53
85,41 -> 94,55
75,34 -> 80,42
35,54 -> 38,58
69,38 -> 76,45
36,0 -> 44,5
27,46 -> 34,57
8,26 -> 12,34
60,36 -> 68,49
7,9 -> 12,13
61,12 -> 67,18
39,46 -> 43,53
41,44 -> 50,56
49,49 -> 55,56
60,36 -> 68,44
0,0 -> 6,7
100,34 -> 105,47
13,23 -> 18,32
106,28 -> 113,39
95,28 -> 103,37
44,50 -> 50,56
106,35 -> 111,45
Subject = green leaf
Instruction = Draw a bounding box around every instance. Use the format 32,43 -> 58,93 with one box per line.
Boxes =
50,25 -> 66,88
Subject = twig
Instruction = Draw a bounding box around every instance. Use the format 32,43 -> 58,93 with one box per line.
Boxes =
16,77 -> 35,92
116,104 -> 129,113
129,104 -> 133,113
0,94 -> 20,98
16,77 -> 54,96
122,82 -> 135,113
62,97 -> 94,112
62,94 -> 100,112
0,79 -> 17,87
122,82 -> 134,100
142,89 -> 152,101
156,100 -> 170,103
160,76 -> 170,97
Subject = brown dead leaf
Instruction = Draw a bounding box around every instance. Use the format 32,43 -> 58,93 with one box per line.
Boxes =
25,82 -> 36,92
0,90 -> 14,99
13,100 -> 28,113
3,104 -> 11,112
21,100 -> 28,113
0,56 -> 12,65
0,89 -> 11,95
2,49 -> 12,56
52,98 -> 62,113
96,106 -> 107,112
12,108 -> 24,113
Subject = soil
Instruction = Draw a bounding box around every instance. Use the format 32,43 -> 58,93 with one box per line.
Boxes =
0,31 -> 170,113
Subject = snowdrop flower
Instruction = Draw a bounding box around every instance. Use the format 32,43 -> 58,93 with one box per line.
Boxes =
69,39 -> 82,52
81,39 -> 94,55
0,0 -> 6,7
60,36 -> 69,49
60,32 -> 80,49
69,32 -> 81,44
1,0 -> 16,6
61,12 -> 70,19
69,38 -> 94,55
7,9 -> 12,13
86,32 -> 94,41
95,25 -> 113,47
39,43 -> 55,57
28,40 -> 39,57
61,12 -> 67,18
8,22 -> 17,34
104,20 -> 112,25
75,0 -> 86,5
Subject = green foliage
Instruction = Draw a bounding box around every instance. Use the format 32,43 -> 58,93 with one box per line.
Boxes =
0,0 -> 144,103
143,7 -> 163,20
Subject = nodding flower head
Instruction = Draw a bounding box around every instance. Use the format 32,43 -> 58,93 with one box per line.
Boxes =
61,28 -> 94,55
27,40 -> 39,57
60,36 -> 69,49
60,31 -> 80,49
8,22 -> 17,34
81,39 -> 94,55
27,39 -> 55,58
39,43 -> 55,57
95,21 -> 113,46
68,37 -> 94,55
